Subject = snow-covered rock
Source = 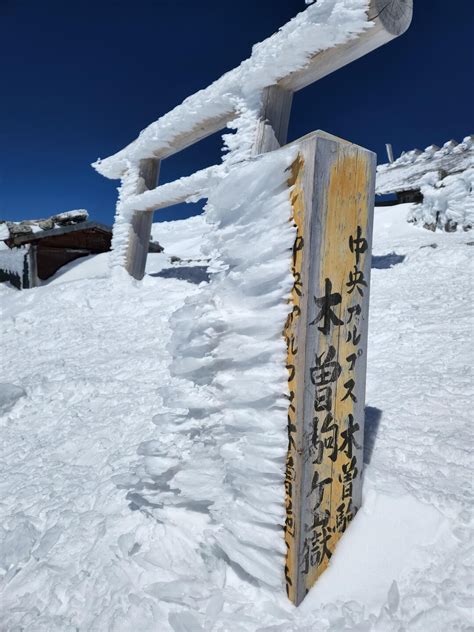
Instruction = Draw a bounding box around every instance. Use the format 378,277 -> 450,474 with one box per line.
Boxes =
0,383 -> 26,415
51,209 -> 89,225
408,168 -> 474,232
1,210 -> 90,241
377,136 -> 474,232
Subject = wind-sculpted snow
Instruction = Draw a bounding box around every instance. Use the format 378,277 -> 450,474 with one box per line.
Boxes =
128,149 -> 298,589
0,383 -> 26,414
1,205 -> 473,630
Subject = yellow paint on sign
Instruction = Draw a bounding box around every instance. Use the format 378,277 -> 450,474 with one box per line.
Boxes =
284,146 -> 373,604
302,151 -> 371,592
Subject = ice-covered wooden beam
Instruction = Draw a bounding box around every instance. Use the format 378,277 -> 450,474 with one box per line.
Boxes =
122,165 -> 222,214
280,0 -> 412,92
93,0 -> 412,179
99,0 -> 412,280
125,159 -> 160,280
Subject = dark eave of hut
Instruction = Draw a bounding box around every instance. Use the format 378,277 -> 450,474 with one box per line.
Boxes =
5,221 -> 112,248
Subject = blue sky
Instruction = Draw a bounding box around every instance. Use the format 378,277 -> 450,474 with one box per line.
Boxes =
0,0 -> 472,225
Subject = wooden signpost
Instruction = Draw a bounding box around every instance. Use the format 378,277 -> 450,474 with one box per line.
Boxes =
284,131 -> 375,605
94,0 -> 411,607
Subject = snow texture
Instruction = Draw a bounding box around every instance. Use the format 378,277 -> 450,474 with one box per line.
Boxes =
0,223 -> 9,240
124,148 -> 298,591
51,209 -> 89,223
376,135 -> 474,195
1,202 -> 473,630
376,136 -> 474,232
151,214 -> 209,261
408,167 -> 474,232
0,244 -> 28,276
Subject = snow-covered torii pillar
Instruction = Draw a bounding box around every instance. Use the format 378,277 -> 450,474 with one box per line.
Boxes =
93,0 -> 412,280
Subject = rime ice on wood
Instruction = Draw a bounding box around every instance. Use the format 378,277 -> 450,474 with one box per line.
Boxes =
92,0 -> 412,279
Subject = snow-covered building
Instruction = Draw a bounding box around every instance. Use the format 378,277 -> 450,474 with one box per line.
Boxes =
376,135 -> 474,231
0,211 -> 113,288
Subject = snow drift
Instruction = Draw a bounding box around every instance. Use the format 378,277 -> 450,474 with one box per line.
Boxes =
1,204 -> 472,631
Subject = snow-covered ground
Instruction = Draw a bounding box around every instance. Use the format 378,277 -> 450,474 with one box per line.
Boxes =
0,206 -> 472,631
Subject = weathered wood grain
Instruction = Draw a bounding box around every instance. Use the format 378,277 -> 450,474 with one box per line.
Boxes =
154,112 -> 236,162
283,131 -> 376,606
253,86 -> 293,155
96,1 -> 412,176
126,159 -> 160,280
280,0 -> 412,92
373,0 -> 413,36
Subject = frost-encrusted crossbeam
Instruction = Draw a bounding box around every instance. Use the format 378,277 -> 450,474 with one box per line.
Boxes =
93,0 -> 411,179
92,0 -> 412,280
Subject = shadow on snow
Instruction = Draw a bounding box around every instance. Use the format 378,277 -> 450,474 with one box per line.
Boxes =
371,253 -> 405,269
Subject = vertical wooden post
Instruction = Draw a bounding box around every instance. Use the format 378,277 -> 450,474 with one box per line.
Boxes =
253,85 -> 293,155
24,244 -> 38,288
123,85 -> 291,279
283,131 -> 376,606
125,159 -> 160,280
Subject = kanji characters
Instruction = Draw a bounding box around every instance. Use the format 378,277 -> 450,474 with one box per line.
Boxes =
310,278 -> 343,335
349,225 -> 368,265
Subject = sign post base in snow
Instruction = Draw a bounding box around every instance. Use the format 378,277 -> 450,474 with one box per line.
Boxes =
284,131 -> 376,606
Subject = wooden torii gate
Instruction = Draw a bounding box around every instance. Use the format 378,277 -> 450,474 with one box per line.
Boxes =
95,0 -> 412,606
